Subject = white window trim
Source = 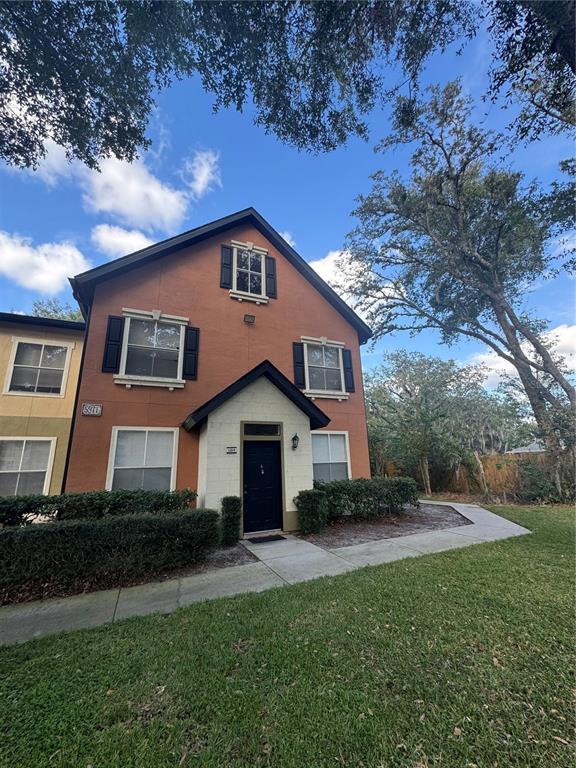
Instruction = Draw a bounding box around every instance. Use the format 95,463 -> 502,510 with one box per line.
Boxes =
113,309 -> 188,390
3,336 -> 75,399
0,436 -> 57,495
229,240 -> 269,304
301,336 -> 349,400
311,430 -> 351,480
105,426 -> 179,491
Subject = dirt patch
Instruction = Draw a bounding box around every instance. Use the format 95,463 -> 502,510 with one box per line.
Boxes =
299,503 -> 471,548
1,543 -> 257,606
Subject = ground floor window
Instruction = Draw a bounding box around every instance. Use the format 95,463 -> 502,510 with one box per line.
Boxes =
311,432 -> 350,482
108,428 -> 178,491
0,438 -> 55,495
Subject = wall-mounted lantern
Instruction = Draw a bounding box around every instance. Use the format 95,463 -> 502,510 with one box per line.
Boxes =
291,433 -> 300,450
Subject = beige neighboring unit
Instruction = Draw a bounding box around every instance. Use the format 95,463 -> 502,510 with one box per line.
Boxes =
0,313 -> 85,496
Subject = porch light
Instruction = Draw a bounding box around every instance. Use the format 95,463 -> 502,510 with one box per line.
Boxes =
291,433 -> 299,450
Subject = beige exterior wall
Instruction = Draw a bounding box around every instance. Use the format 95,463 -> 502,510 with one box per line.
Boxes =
197,377 -> 314,531
0,321 -> 84,495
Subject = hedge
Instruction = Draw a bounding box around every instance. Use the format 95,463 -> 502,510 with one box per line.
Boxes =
0,488 -> 197,527
221,496 -> 242,545
318,476 -> 419,522
294,488 -> 328,534
0,509 -> 219,602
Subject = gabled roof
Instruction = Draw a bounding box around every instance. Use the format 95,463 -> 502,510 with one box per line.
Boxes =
0,311 -> 85,332
182,360 -> 330,431
70,207 -> 372,344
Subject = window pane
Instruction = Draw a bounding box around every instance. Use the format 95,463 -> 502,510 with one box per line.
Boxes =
14,342 -> 42,367
249,252 -> 262,272
312,463 -> 332,483
21,441 -> 51,471
41,345 -> 67,369
115,431 -> 146,468
112,467 -> 144,490
125,346 -> 154,376
249,273 -> 262,295
237,249 -> 250,269
150,348 -> 178,379
312,434 -> 330,463
17,471 -> 46,495
145,431 -> 173,467
36,368 -> 64,394
244,423 -> 280,436
324,347 -> 340,368
308,367 -> 325,390
0,441 -> 23,471
236,270 -> 249,292
128,319 -> 156,347
10,366 -> 39,392
142,467 -> 171,490
330,462 -> 349,481
307,345 -> 324,366
325,368 -> 342,391
329,435 -> 347,462
155,323 -> 180,349
0,472 -> 18,496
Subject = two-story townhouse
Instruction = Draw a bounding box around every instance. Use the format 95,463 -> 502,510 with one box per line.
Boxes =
66,209 -> 372,533
0,312 -> 85,496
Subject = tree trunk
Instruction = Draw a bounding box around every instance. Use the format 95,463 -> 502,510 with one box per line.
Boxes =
419,456 -> 432,497
473,451 -> 489,496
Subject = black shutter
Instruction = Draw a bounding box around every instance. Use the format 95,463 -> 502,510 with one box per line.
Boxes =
182,327 -> 200,380
293,342 -> 306,388
220,244 -> 232,288
102,316 -> 125,373
342,348 -> 355,392
265,255 -> 277,298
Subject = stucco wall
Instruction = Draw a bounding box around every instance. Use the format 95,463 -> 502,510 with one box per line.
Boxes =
199,377 -> 314,531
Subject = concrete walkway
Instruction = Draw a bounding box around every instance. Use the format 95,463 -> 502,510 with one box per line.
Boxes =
0,503 -> 529,647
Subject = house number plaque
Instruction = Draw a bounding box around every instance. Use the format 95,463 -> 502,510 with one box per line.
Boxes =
81,403 -> 103,417
226,446 -> 238,454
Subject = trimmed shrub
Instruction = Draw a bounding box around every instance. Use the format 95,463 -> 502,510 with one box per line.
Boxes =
294,488 -> 328,534
319,476 -> 419,521
0,509 -> 219,602
0,488 -> 197,527
221,496 -> 242,545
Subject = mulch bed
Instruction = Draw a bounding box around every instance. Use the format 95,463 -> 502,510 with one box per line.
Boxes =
299,503 -> 471,548
1,543 -> 257,607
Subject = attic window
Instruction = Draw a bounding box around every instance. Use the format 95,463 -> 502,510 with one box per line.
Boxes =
229,240 -> 269,304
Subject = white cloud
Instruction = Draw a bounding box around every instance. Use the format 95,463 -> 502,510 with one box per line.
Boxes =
0,231 -> 90,294
470,323 -> 576,387
83,158 -> 188,232
308,249 -> 373,322
308,249 -> 344,285
279,230 -> 296,248
182,149 -> 221,199
91,224 -> 154,259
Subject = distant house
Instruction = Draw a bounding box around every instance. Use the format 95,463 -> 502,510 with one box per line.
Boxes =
0,312 -> 85,495
506,440 -> 546,454
65,208 -> 372,533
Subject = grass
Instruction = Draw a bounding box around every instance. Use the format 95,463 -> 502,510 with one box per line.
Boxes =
0,505 -> 573,768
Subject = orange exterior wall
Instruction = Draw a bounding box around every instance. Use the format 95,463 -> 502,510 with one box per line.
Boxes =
65,223 -> 371,493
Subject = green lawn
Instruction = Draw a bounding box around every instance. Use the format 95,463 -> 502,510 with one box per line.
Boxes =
0,506 -> 573,768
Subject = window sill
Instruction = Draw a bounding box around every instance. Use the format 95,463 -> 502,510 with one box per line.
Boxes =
229,290 -> 268,305
304,390 -> 349,401
3,389 -> 64,398
113,375 -> 185,390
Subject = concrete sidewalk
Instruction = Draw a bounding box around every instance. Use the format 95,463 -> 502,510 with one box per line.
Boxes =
0,503 -> 529,647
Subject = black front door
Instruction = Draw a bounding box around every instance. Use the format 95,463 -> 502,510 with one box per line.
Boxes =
243,441 -> 282,533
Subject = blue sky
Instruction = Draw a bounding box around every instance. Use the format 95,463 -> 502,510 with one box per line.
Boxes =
0,27 -> 573,382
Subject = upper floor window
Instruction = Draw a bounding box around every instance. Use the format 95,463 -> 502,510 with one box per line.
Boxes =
5,339 -> 71,397
306,343 -> 343,392
125,318 -> 182,379
235,247 -> 264,296
220,241 -> 276,303
0,437 -> 56,496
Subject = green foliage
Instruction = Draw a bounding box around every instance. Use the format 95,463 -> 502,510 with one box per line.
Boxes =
294,489 -> 328,534
0,510 -> 219,601
31,298 -> 83,321
0,488 -> 197,527
0,2 -> 571,169
220,496 -> 241,546
517,460 -> 561,503
319,477 -> 419,522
